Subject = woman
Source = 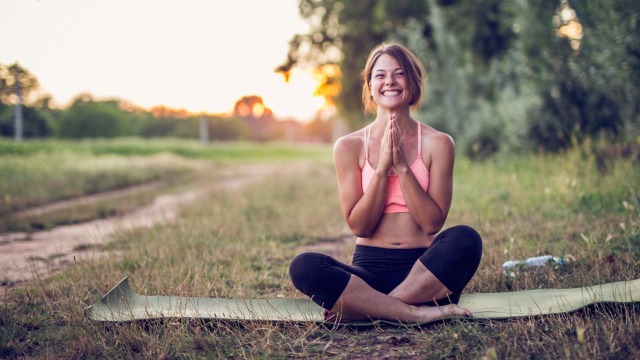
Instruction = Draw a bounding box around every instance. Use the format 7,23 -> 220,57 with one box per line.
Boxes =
289,42 -> 482,323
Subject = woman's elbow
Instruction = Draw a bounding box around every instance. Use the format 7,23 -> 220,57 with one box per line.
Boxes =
347,220 -> 372,238
351,229 -> 371,238
421,219 -> 445,235
350,225 -> 371,238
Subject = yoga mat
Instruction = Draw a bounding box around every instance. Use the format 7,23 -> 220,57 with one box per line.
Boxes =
85,276 -> 640,325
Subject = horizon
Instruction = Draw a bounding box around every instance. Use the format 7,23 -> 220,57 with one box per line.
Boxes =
0,0 -> 330,123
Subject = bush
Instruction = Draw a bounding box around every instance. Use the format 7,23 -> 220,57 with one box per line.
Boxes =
56,96 -> 130,138
0,104 -> 53,138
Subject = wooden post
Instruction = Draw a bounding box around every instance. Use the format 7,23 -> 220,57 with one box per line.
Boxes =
199,116 -> 209,144
14,70 -> 23,142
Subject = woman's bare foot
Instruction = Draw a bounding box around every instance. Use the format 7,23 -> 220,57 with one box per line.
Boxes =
412,303 -> 472,323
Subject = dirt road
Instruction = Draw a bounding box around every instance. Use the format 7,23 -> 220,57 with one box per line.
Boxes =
0,164 -> 280,287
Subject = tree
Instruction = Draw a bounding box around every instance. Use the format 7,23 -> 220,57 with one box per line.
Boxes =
232,95 -> 273,119
523,0 -> 640,150
232,95 -> 277,140
278,0 -> 431,129
0,63 -> 40,105
0,62 -> 52,140
418,0 -> 526,157
282,0 -> 640,154
279,0 -> 520,131
0,104 -> 52,138
56,94 -> 130,138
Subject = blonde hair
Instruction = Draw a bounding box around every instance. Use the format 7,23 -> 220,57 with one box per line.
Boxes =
361,42 -> 426,114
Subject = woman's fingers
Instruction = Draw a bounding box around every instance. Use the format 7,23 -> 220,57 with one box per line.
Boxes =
389,115 -> 407,167
390,115 -> 403,148
377,119 -> 393,172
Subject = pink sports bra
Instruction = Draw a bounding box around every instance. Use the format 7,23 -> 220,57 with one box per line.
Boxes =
361,123 -> 430,213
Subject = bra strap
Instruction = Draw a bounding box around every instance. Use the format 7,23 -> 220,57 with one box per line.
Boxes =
364,125 -> 370,160
416,122 -> 422,156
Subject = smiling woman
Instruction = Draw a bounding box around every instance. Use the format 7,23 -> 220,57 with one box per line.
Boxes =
288,42 -> 483,324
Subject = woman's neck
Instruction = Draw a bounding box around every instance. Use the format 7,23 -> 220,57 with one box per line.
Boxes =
372,107 -> 414,134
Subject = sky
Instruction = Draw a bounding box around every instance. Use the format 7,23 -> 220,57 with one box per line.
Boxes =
0,0 -> 327,121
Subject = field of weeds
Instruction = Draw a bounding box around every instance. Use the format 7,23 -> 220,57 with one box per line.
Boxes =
1,139 -> 639,358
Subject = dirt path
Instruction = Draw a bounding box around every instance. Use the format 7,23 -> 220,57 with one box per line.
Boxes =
11,181 -> 165,219
0,163 -> 281,287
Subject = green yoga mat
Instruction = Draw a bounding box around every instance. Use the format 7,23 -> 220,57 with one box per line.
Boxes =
85,276 -> 640,325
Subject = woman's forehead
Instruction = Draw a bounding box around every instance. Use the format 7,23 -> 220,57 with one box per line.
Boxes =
373,54 -> 402,72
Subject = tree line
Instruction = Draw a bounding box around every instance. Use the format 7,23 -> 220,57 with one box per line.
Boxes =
3,0 -> 637,154
0,64 -> 333,143
279,0 -> 639,158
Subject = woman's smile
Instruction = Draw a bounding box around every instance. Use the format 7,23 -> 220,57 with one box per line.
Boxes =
370,54 -> 409,109
381,89 -> 402,97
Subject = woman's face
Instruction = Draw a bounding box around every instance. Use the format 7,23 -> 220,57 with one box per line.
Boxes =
369,54 -> 410,112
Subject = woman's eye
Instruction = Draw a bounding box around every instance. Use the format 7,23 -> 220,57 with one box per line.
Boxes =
396,72 -> 404,77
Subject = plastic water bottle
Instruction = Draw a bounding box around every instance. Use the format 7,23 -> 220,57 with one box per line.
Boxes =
502,255 -> 566,275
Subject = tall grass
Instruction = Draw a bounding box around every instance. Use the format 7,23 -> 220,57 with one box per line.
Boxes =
451,148 -> 640,295
0,138 -> 331,162
0,138 -> 332,216
0,152 -> 197,215
1,142 -> 639,358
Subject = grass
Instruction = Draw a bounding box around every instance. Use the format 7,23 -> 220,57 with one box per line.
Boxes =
1,139 -> 639,358
0,151 -> 196,216
0,138 -> 332,229
0,137 -> 331,161
1,181 -> 168,232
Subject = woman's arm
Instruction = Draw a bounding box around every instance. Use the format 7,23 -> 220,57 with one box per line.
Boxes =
333,131 -> 391,238
395,130 -> 455,235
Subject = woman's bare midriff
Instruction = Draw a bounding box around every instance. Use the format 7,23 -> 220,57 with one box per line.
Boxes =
356,213 -> 435,249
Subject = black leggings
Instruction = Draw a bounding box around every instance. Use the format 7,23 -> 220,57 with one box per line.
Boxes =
289,225 -> 482,310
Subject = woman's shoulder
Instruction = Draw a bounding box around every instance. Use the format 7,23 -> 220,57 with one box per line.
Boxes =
419,124 -> 455,163
333,127 -> 367,155
420,123 -> 455,151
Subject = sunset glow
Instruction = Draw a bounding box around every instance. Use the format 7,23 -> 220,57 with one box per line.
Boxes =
261,69 -> 328,122
0,0 -> 329,122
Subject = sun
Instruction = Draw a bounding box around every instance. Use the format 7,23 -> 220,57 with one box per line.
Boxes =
259,68 -> 330,123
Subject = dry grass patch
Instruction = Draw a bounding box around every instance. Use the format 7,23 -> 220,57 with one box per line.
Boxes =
2,146 -> 640,358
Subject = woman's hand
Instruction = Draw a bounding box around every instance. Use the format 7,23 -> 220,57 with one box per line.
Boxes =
377,117 -> 394,175
390,114 -> 409,171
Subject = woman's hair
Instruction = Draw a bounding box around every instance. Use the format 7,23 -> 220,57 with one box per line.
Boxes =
361,42 -> 426,114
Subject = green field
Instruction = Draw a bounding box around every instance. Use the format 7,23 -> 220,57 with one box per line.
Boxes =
1,138 -> 639,358
0,138 -> 331,231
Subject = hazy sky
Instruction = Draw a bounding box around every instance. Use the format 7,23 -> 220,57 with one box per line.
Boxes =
0,0 -> 326,120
